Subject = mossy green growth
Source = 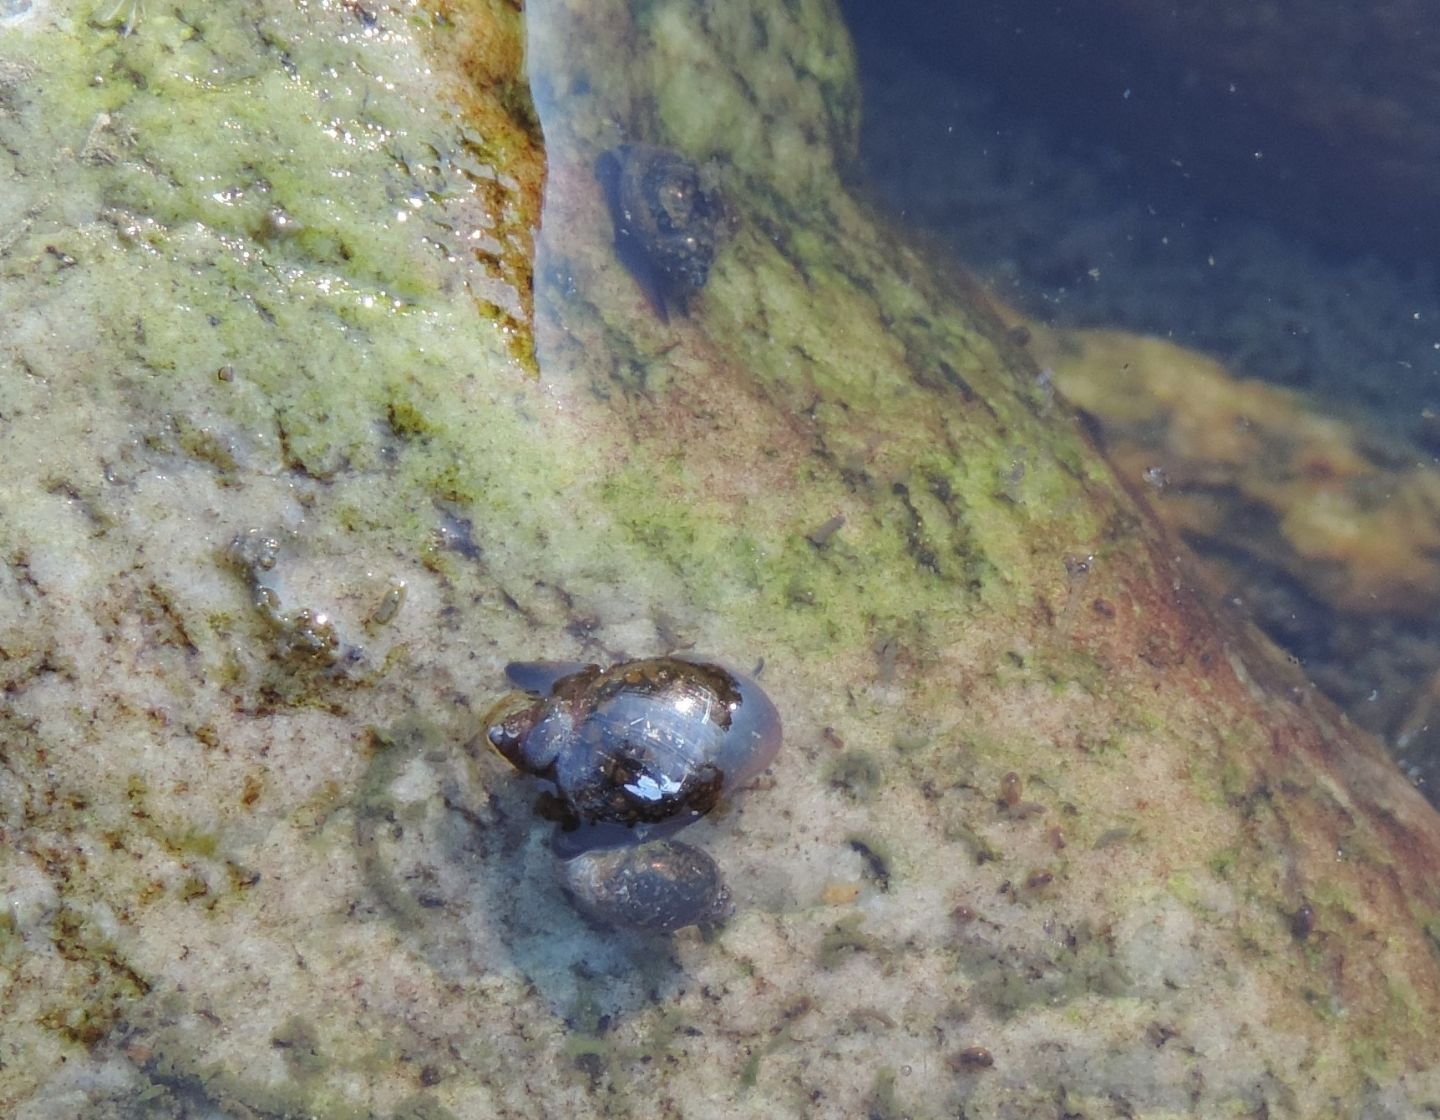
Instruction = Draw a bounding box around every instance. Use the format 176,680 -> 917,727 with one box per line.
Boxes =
824,750 -> 885,801
390,1097 -> 461,1120
645,0 -> 858,193
0,0 -> 578,568
817,913 -> 881,968
865,1067 -> 900,1120
5,0 -> 1109,690
271,1016 -> 327,1082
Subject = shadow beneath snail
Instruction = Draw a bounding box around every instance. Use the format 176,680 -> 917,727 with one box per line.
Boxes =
354,653 -> 782,1019
351,715 -> 701,1021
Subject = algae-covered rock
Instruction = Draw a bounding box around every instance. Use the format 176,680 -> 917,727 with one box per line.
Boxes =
3,0 -> 1440,1117
1030,323 -> 1440,796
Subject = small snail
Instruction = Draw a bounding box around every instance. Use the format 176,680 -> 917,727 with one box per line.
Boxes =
559,839 -> 733,933
595,144 -> 730,322
483,656 -> 781,931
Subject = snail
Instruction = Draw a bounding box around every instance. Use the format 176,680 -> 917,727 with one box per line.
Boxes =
482,656 -> 781,931
559,838 -> 733,933
594,143 -> 730,322
485,656 -> 782,851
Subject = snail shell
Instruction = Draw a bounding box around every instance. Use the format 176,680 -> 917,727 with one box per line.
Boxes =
559,839 -> 733,933
484,656 -> 782,855
595,143 -> 729,322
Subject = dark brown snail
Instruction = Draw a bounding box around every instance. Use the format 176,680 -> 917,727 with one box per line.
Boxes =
595,143 -> 730,322
485,656 -> 781,850
483,656 -> 781,931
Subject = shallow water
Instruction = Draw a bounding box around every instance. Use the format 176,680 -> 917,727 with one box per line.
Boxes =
841,0 -> 1440,803
5,1 -> 1440,1114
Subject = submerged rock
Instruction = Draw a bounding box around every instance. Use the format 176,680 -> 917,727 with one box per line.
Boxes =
1,0 -> 1439,1118
1032,322 -> 1440,801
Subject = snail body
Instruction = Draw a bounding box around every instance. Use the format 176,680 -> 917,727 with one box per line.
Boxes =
595,144 -> 729,321
486,656 -> 781,852
483,656 -> 781,931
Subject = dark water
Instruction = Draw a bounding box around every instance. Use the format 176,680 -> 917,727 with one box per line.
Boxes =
841,2 -> 1440,425
840,0 -> 1440,803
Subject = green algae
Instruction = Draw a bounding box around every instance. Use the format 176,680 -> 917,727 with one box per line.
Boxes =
271,1015 -> 327,1082
0,1 -> 550,1107
391,1097 -> 462,1120
2,0 -> 549,537
823,749 -> 884,801
864,1067 -> 900,1120
816,913 -> 880,969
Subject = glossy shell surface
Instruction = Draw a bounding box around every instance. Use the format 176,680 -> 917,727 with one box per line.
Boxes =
595,143 -> 728,321
486,656 -> 782,853
558,839 -> 733,933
